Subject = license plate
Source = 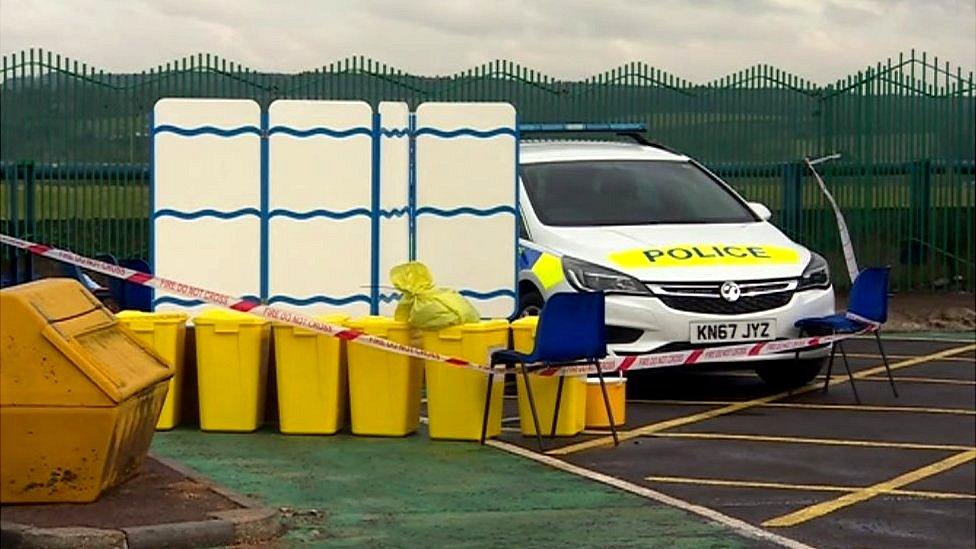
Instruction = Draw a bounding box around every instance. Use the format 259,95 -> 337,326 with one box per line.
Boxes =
690,320 -> 776,343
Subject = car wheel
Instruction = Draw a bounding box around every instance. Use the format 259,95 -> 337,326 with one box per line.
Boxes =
755,358 -> 826,389
518,290 -> 544,317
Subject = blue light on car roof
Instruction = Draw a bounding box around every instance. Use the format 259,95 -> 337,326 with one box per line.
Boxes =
518,122 -> 647,133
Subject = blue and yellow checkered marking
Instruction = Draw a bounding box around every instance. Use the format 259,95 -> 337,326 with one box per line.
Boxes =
520,247 -> 565,290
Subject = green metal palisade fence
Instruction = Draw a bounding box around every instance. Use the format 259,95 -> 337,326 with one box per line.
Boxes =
1,49 -> 973,291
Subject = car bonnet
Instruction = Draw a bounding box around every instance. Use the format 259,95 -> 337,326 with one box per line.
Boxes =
538,222 -> 812,282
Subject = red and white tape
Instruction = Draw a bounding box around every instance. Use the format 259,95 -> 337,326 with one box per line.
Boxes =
0,234 -> 867,376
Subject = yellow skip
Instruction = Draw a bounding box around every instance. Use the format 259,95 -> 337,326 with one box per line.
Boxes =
610,244 -> 800,268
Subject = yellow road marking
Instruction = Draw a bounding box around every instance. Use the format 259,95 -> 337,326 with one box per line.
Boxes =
644,475 -> 976,500
761,402 -> 975,416
762,449 -> 976,527
549,343 -> 976,455
648,431 -> 975,452
860,376 -> 976,386
847,352 -> 975,363
626,399 -> 974,415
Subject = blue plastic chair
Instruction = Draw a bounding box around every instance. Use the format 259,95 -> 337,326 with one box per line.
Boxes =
482,292 -> 618,451
795,267 -> 897,403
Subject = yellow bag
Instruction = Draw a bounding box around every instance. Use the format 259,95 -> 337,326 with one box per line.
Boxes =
390,262 -> 480,330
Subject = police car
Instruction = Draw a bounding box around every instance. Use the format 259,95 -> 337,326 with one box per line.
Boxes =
516,125 -> 835,388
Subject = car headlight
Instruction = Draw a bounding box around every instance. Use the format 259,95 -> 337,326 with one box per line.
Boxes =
797,252 -> 831,291
561,256 -> 651,295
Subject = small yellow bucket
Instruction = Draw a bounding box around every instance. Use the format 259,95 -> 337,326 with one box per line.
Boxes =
584,377 -> 626,428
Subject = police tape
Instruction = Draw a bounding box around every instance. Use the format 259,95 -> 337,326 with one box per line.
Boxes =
0,233 -> 870,377
805,155 -> 858,283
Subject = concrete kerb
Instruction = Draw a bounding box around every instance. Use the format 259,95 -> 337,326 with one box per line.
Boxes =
0,455 -> 281,549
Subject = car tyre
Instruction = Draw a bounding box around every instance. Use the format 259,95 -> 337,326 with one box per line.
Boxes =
518,290 -> 544,317
756,358 -> 826,389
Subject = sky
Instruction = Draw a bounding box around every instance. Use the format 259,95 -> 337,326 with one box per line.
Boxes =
0,0 -> 973,83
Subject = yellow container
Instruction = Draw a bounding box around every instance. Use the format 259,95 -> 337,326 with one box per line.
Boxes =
511,316 -> 587,436
0,279 -> 172,503
193,309 -> 270,432
585,377 -> 626,428
272,314 -> 348,435
116,311 -> 188,430
422,320 -> 509,441
346,316 -> 423,436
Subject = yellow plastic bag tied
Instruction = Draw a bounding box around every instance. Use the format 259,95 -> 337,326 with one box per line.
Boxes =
390,262 -> 480,330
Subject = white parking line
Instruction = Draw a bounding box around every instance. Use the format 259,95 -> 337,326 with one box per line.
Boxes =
487,438 -> 814,549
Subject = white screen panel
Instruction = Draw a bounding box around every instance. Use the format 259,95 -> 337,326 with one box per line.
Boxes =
152,99 -> 261,313
267,100 -> 374,316
414,102 -> 517,319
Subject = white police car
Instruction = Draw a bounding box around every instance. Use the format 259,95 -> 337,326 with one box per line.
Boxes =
516,131 -> 835,387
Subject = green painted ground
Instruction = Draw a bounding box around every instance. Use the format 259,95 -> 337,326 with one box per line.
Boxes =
152,428 -> 749,548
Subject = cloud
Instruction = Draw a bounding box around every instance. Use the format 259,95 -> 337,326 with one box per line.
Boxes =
0,0 -> 972,81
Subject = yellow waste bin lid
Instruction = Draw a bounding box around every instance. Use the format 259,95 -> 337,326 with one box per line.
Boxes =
193,308 -> 268,325
429,319 -> 510,340
510,316 -> 539,331
346,316 -> 409,337
273,314 -> 348,336
116,310 -> 188,332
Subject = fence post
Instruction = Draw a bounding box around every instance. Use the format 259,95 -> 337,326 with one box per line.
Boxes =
3,163 -> 19,284
907,159 -> 932,288
23,161 -> 36,282
781,162 -> 803,238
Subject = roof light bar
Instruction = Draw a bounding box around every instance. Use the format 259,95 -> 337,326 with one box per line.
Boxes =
518,122 -> 647,133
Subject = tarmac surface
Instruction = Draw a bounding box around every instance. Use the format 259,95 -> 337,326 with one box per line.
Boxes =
496,335 -> 976,549
149,334 -> 975,548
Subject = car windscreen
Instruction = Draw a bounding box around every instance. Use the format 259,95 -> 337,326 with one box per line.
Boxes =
520,160 -> 757,226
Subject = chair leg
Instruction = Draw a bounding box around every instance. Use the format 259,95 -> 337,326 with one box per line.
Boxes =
520,363 -> 545,452
550,374 -> 565,438
823,334 -> 837,394
838,341 -> 861,404
875,330 -> 898,398
480,370 -> 496,445
594,360 -> 619,447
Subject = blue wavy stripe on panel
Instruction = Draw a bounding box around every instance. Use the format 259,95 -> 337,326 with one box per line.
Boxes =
459,289 -> 517,300
381,128 -> 409,138
378,292 -> 402,303
153,125 -> 261,137
415,205 -> 516,218
269,208 -> 372,220
268,295 -> 372,306
268,126 -> 372,139
153,295 -> 260,307
153,207 -> 260,220
414,127 -> 516,139
379,207 -> 409,218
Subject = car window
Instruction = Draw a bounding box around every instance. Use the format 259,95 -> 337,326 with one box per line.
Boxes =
520,160 -> 757,226
517,210 -> 530,240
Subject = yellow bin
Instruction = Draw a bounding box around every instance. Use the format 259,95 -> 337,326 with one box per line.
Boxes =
422,320 -> 509,441
585,377 -> 626,428
511,316 -> 587,436
116,311 -> 188,430
193,309 -> 270,432
346,316 -> 423,436
272,314 -> 348,435
0,279 -> 172,503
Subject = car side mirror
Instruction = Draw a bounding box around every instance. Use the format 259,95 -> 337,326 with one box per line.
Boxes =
748,202 -> 772,221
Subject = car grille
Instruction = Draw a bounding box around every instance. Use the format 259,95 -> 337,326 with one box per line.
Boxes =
647,279 -> 797,315
658,291 -> 793,314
